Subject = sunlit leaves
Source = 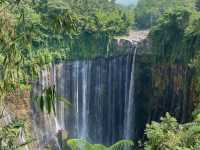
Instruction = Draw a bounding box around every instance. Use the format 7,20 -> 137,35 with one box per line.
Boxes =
95,9 -> 130,35
144,113 -> 200,150
67,139 -> 134,150
0,0 -> 75,103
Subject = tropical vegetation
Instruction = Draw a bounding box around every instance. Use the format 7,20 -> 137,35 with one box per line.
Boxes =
134,0 -> 195,29
1,0 -> 200,150
67,139 -> 134,150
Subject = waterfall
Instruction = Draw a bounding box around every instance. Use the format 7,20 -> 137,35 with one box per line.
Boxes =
74,61 -> 80,137
80,61 -> 89,139
72,61 -> 90,139
32,43 -> 138,149
55,64 -> 65,131
31,66 -> 64,150
124,46 -> 137,139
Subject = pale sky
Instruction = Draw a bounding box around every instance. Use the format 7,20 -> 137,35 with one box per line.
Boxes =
116,0 -> 138,5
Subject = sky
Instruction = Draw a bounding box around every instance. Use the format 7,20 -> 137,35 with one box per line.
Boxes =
116,0 -> 138,6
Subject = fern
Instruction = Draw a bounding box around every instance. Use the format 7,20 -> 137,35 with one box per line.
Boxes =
67,139 -> 134,150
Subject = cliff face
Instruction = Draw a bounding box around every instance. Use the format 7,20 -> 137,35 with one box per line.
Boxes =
2,89 -> 34,149
4,31 -> 196,149
149,65 -> 194,122
31,35 -> 196,149
134,41 -> 195,139
135,63 -> 195,135
31,50 -> 138,149
5,90 -> 31,121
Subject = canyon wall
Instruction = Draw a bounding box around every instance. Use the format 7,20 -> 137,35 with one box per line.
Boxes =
5,34 -> 194,149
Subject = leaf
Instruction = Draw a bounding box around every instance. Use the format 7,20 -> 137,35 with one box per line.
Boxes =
110,140 -> 134,150
57,96 -> 71,107
38,96 -> 44,112
46,94 -> 52,114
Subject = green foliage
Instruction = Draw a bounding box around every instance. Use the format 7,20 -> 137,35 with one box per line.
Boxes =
135,0 -> 195,29
0,2 -> 74,148
144,113 -> 200,150
146,6 -> 200,146
150,7 -> 191,63
0,0 -> 75,106
65,0 -> 132,58
36,85 -> 70,114
34,0 -> 131,58
0,120 -> 32,150
95,9 -> 130,35
196,0 -> 200,11
0,0 -> 132,133
67,139 -> 134,150
148,2 -> 200,64
37,86 -> 56,114
184,14 -> 200,59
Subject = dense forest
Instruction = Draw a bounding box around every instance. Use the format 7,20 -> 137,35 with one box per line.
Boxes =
1,0 -> 200,150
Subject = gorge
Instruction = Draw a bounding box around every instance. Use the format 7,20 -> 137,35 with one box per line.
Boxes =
32,39 -> 137,149
1,0 -> 200,149
31,36 -> 194,149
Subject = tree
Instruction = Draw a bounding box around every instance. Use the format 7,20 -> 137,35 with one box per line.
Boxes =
150,7 -> 191,63
0,0 -> 76,147
134,0 -> 195,29
196,0 -> 200,11
0,0 -> 75,108
65,0 -> 131,58
144,113 -> 200,150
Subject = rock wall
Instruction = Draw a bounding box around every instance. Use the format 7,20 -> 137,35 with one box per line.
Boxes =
31,51 -> 138,149
134,50 -> 195,140
30,35 -> 196,148
3,89 -> 33,149
4,33 -> 196,149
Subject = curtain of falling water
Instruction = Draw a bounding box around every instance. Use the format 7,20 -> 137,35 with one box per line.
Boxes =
32,46 -> 137,149
81,61 -> 89,139
74,61 -> 80,137
32,66 -> 63,150
55,64 -> 65,131
124,46 -> 137,140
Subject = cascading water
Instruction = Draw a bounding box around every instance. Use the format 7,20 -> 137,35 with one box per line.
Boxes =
74,61 -> 80,138
32,42 -> 138,149
80,61 -> 89,139
32,66 -> 63,150
124,45 -> 137,140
